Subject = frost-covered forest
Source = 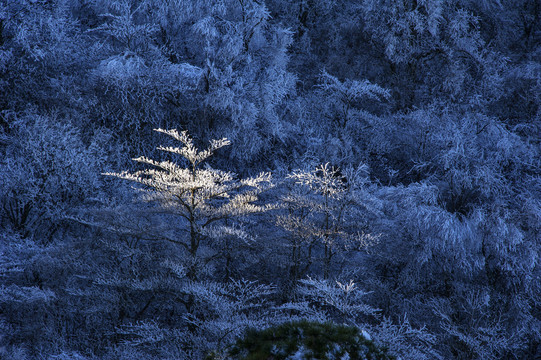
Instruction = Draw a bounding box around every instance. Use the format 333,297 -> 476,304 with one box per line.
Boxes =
0,0 -> 540,359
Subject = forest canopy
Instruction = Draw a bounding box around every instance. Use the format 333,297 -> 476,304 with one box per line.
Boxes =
0,0 -> 540,359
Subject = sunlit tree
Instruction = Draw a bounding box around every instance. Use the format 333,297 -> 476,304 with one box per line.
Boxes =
105,129 -> 273,278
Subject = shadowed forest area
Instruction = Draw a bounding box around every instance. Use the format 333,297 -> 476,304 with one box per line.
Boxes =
0,0 -> 540,359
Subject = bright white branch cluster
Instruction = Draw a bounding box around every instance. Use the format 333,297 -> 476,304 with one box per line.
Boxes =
104,129 -> 273,278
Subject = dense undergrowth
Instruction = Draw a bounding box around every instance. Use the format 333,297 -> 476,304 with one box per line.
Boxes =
0,0 -> 540,359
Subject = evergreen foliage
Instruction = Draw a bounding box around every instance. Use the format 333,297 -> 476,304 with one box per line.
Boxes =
221,320 -> 394,360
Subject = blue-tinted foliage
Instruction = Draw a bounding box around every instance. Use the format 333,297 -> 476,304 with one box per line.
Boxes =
0,0 -> 539,359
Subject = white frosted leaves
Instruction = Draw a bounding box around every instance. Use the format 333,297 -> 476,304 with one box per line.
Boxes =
154,128 -> 231,167
104,129 -> 272,261
318,71 -> 390,103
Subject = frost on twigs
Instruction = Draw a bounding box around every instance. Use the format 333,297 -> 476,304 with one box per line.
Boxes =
104,129 -> 274,278
277,163 -> 379,279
